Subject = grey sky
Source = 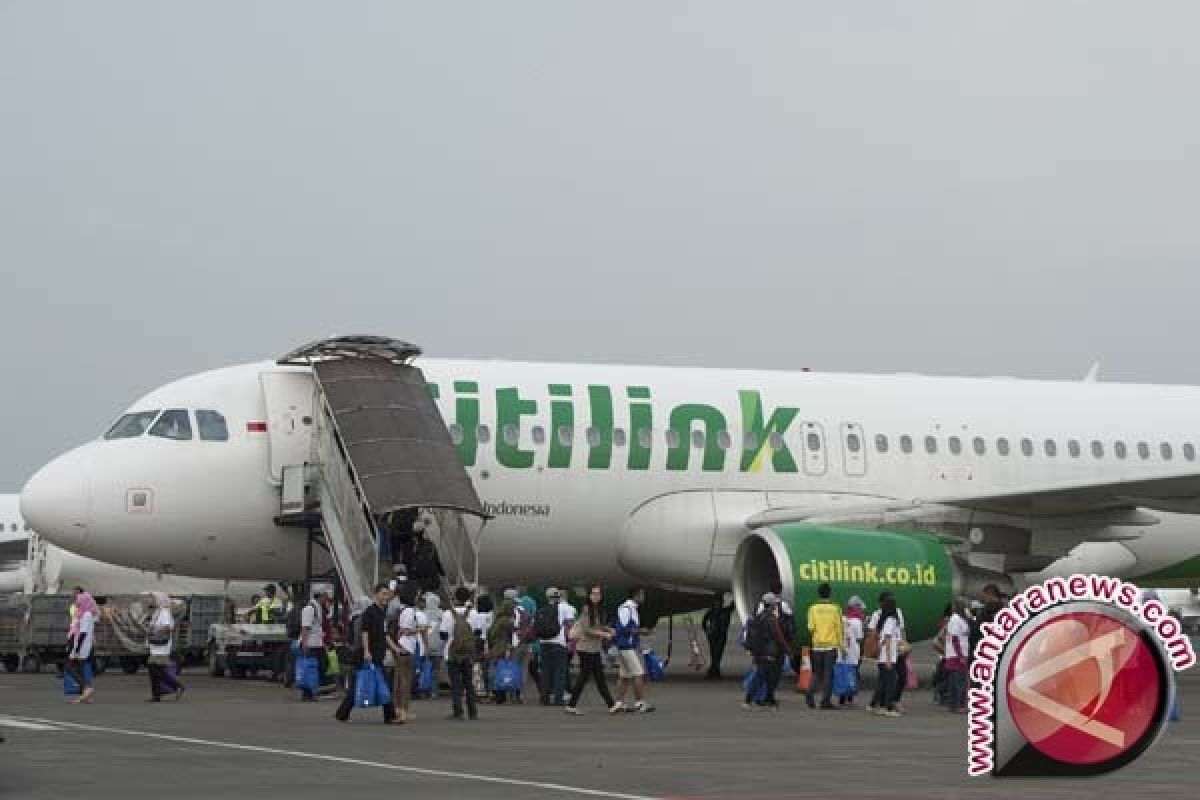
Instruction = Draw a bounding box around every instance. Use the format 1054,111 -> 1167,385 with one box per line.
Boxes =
3,2 -> 1200,489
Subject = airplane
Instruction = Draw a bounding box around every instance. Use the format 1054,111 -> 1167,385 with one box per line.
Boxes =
18,336 -> 1200,651
0,493 -> 265,602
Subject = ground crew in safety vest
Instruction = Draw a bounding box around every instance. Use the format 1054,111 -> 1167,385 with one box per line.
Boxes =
252,585 -> 285,624
805,582 -> 844,710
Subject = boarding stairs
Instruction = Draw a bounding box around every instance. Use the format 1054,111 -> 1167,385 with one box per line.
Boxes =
277,336 -> 489,604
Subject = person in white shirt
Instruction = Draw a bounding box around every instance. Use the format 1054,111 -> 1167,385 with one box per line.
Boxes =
146,592 -> 184,703
386,585 -> 421,723
866,593 -> 908,710
298,590 -> 327,702
943,599 -> 972,713
836,596 -> 866,706
612,587 -> 655,714
868,594 -> 902,717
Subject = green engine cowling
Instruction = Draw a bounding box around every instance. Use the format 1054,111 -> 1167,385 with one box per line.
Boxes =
733,524 -> 955,645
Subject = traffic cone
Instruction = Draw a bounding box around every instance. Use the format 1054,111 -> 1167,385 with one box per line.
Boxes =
795,646 -> 812,692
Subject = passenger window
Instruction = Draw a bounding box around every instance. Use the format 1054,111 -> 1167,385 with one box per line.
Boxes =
948,436 -> 962,455
104,410 -> 161,440
900,435 -> 913,454
1045,439 -> 1058,457
807,432 -> 821,452
613,428 -> 627,448
1020,438 -> 1033,457
503,424 -> 520,446
997,438 -> 1010,456
1185,443 -> 1196,462
1068,440 -> 1081,458
557,426 -> 573,446
769,432 -> 785,450
532,426 -> 546,445
637,428 -> 653,449
875,434 -> 889,453
149,409 -> 192,441
195,410 -> 229,441
1091,440 -> 1104,458
1114,441 -> 1127,460
973,437 -> 986,456
449,424 -> 464,445
924,436 -> 937,454
691,430 -> 705,449
717,430 -> 732,451
847,433 -> 861,453
1161,442 -> 1174,460
665,430 -> 680,448
477,425 -> 492,444
1138,442 -> 1150,459
743,432 -> 759,451
587,427 -> 602,447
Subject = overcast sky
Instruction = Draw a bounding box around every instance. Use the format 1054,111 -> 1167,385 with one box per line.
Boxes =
3,2 -> 1200,489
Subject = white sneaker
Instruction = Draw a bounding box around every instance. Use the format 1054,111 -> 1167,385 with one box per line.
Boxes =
741,702 -> 755,711
634,701 -> 655,714
608,702 -> 625,715
564,706 -> 583,715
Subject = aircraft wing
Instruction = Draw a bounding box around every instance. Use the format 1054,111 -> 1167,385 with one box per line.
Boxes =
747,470 -> 1200,529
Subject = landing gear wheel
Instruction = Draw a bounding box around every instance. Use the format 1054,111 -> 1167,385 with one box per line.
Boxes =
208,648 -> 226,678
3,654 -> 18,673
120,656 -> 140,675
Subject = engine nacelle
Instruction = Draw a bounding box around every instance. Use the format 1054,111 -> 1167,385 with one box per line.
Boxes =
734,524 -> 976,644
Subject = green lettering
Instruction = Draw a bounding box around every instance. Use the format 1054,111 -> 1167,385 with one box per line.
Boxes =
739,390 -> 798,473
667,404 -> 726,471
627,386 -> 652,471
453,381 -> 479,467
548,384 -> 573,468
587,385 -> 613,469
495,388 -> 537,468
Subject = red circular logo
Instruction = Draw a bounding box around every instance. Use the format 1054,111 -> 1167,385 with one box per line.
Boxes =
1006,611 -> 1162,766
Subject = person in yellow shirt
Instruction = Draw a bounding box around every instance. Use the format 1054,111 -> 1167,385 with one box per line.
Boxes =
806,582 -> 843,710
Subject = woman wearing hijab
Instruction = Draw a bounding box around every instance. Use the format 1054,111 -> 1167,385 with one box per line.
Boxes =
836,596 -> 865,706
66,588 -> 99,703
146,592 -> 184,702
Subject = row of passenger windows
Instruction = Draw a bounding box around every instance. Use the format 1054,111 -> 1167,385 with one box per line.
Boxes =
448,423 -> 1199,464
3,522 -> 31,532
104,409 -> 229,442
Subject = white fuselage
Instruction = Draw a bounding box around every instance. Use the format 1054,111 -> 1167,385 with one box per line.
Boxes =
19,357 -> 1200,589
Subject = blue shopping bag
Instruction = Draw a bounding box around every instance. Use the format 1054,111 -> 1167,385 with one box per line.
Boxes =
492,657 -> 522,692
63,661 -> 94,696
643,650 -> 665,682
414,656 -> 435,696
355,665 -> 382,707
742,668 -> 768,704
294,655 -> 319,693
372,663 -> 391,706
833,662 -> 858,697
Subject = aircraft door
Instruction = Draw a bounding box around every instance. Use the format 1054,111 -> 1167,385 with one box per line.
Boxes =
260,371 -> 316,483
800,422 -> 827,476
841,422 -> 867,477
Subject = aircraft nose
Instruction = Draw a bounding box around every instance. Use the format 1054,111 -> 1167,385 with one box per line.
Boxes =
20,448 -> 91,547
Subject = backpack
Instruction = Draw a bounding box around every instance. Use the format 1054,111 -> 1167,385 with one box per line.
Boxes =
748,612 -> 776,658
533,604 -> 561,640
612,607 -> 639,650
448,609 -> 476,662
514,606 -> 534,643
488,611 -> 515,654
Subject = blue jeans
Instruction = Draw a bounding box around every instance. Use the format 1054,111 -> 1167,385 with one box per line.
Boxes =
946,668 -> 966,710
540,643 -> 567,705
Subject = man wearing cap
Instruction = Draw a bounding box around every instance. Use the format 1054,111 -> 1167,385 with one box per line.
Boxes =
742,592 -> 790,711
536,588 -> 575,706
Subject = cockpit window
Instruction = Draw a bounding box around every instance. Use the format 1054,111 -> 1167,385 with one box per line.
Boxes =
105,411 -> 161,440
149,409 -> 193,441
196,410 -> 229,441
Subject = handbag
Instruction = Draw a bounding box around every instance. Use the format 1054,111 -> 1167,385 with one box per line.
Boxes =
643,649 -> 665,682
897,639 -> 913,657
862,630 -> 881,660
833,662 -> 858,697
294,655 -> 319,692
355,665 -> 381,707
372,663 -> 392,705
491,657 -> 522,692
415,656 -> 435,696
741,668 -> 768,704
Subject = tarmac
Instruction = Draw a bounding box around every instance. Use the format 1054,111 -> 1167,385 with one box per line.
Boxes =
1,640 -> 1198,800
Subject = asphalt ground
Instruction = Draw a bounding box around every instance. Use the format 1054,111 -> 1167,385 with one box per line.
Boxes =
1,642 -> 1198,800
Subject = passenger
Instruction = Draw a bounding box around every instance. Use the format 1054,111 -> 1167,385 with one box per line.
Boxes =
488,593 -> 517,704
298,589 -> 328,703
471,593 -> 495,700
335,585 -> 397,724
535,588 -> 572,706
869,594 -> 902,717
943,598 -> 971,714
386,583 -> 421,724
836,596 -> 865,706
806,582 -> 843,710
146,592 -> 184,702
411,522 -> 445,593
65,587 -> 98,704
742,592 -> 790,711
612,586 -> 655,714
440,586 -> 479,721
422,592 -> 445,695
867,591 -> 908,712
565,585 -> 618,715
513,588 -> 537,699
932,603 -> 952,706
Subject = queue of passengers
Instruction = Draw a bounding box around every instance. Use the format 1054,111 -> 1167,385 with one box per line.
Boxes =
741,581 -> 993,716
322,581 -> 657,725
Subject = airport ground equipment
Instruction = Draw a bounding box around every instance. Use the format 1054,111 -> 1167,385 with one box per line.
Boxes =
0,596 -> 27,673
275,336 -> 490,604
207,622 -> 290,679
